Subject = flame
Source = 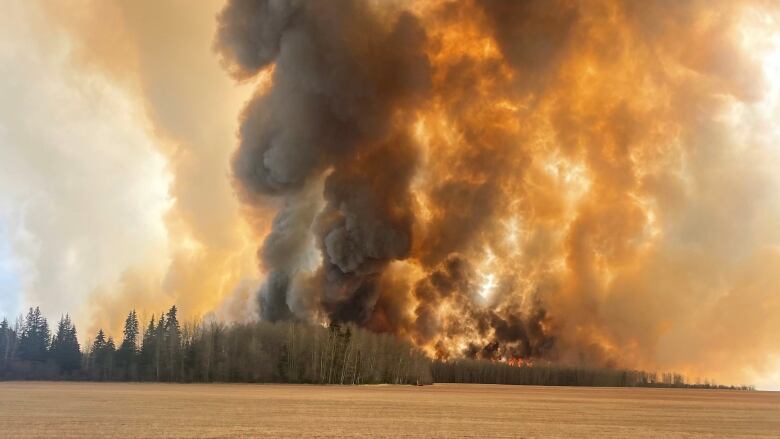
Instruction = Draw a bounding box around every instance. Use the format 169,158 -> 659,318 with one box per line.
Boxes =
506,357 -> 535,368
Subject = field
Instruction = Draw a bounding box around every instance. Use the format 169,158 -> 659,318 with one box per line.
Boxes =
0,382 -> 778,438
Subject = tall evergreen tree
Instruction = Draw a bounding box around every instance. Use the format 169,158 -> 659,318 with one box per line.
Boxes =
155,313 -> 166,380
139,315 -> 159,380
105,336 -> 116,379
121,310 -> 140,353
91,329 -> 106,354
17,307 -> 50,362
50,315 -> 81,374
90,329 -> 107,379
89,329 -> 116,380
0,317 -> 16,367
117,310 -> 140,377
0,318 -> 8,355
164,306 -> 181,380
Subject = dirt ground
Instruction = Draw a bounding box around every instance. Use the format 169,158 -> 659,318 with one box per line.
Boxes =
0,382 -> 777,438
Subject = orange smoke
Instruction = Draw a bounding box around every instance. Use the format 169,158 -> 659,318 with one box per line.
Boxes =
37,0 -> 268,335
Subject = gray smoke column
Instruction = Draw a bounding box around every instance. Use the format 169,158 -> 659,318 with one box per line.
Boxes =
216,0 -> 431,322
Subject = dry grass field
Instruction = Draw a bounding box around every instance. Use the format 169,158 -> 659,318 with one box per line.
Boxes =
0,382 -> 778,438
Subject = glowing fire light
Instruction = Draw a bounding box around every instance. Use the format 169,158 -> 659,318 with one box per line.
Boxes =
478,273 -> 497,299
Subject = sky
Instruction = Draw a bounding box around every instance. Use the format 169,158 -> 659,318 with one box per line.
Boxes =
0,219 -> 21,318
0,0 -> 779,390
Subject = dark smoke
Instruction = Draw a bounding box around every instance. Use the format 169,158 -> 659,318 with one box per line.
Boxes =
217,0 -> 431,322
216,0 -> 559,361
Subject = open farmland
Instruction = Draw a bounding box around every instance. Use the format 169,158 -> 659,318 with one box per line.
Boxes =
0,382 -> 778,438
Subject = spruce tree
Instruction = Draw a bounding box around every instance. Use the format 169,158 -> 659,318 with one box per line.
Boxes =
105,336 -> 116,379
90,329 -> 116,380
154,314 -> 166,380
139,315 -> 157,379
117,310 -> 140,377
164,306 -> 181,381
0,318 -> 13,367
90,329 -> 107,379
18,307 -> 50,362
50,315 -> 81,374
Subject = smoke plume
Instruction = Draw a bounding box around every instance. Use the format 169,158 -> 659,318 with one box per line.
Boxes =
212,0 -> 780,385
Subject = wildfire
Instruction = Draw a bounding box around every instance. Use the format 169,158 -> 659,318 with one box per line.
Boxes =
214,0 -> 780,385
505,357 -> 535,368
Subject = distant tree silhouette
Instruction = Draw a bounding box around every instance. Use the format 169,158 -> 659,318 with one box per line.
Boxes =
49,315 -> 81,374
0,318 -> 16,368
105,336 -> 116,379
139,315 -> 157,380
89,329 -> 115,380
154,314 -> 165,380
117,310 -> 140,379
17,307 -> 50,362
164,306 -> 181,381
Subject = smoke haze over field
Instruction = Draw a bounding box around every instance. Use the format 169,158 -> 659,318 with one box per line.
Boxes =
1,0 -> 780,388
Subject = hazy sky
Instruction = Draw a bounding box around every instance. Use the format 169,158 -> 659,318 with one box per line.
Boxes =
0,0 -> 260,332
0,1 -> 161,320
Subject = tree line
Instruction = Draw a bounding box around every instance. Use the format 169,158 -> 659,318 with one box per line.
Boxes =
0,306 -> 431,384
0,306 -> 753,389
432,359 -> 754,390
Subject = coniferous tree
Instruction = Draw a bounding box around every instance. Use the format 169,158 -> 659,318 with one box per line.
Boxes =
49,315 -> 81,374
90,329 -> 107,379
164,306 -> 181,381
139,315 -> 157,380
105,336 -> 116,379
117,310 -> 140,378
91,329 -> 106,356
154,314 -> 166,380
0,317 -> 16,368
0,318 -> 9,357
17,307 -> 50,362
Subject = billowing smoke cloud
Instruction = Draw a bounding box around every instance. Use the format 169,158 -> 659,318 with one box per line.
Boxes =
217,0 -> 780,384
218,0 -> 431,323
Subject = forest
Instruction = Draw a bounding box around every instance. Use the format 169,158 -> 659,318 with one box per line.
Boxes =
0,306 -> 753,390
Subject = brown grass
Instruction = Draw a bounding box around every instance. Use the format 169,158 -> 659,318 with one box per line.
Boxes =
0,382 -> 778,438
